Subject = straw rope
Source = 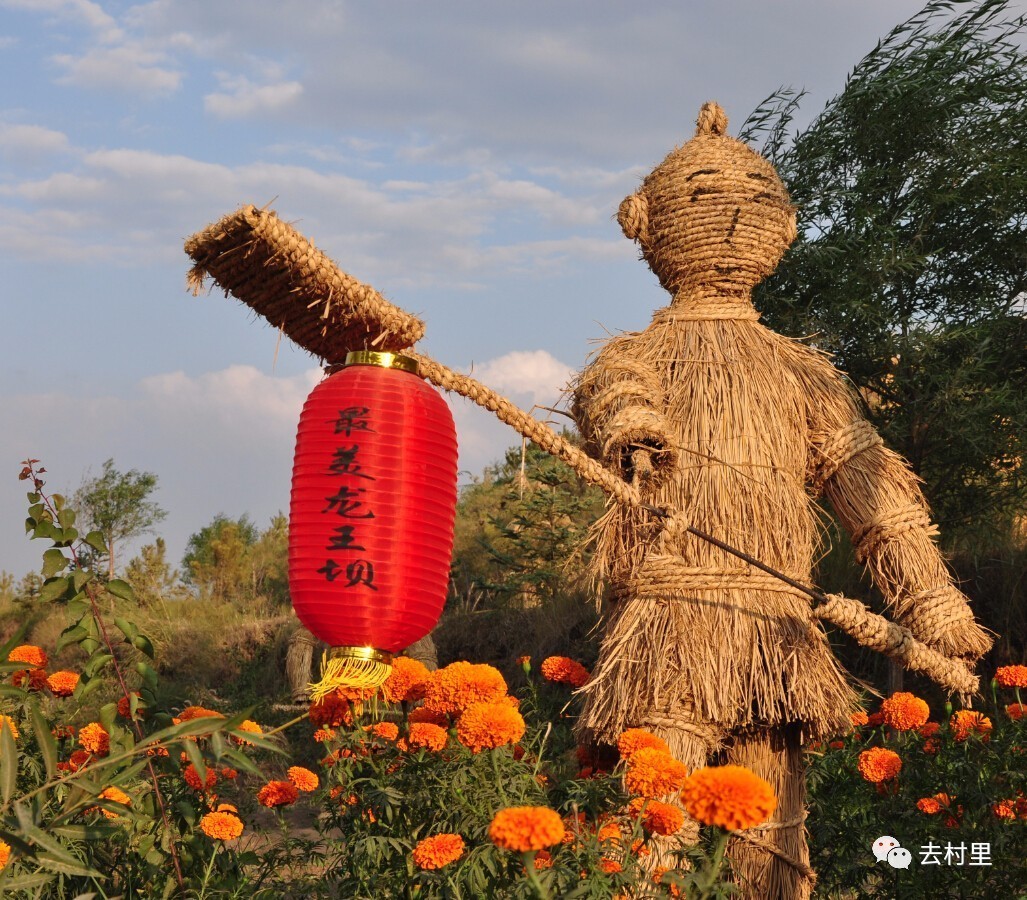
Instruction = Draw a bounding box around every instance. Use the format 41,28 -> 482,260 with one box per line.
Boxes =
811,419 -> 884,491
851,502 -> 939,562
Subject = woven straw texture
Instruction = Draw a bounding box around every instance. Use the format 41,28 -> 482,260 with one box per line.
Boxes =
185,205 -> 424,356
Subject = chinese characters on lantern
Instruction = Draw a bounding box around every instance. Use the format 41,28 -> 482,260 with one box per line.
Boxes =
317,406 -> 378,591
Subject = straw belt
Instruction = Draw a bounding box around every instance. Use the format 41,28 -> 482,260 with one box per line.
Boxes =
626,558 -> 809,599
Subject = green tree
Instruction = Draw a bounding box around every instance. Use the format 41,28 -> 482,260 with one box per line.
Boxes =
182,513 -> 258,604
450,437 -> 605,610
742,0 -> 1027,542
124,538 -> 190,609
74,458 -> 167,579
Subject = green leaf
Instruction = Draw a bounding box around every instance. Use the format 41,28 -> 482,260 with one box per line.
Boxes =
83,531 -> 107,554
74,677 -> 102,702
136,661 -> 159,692
113,616 -> 138,642
51,493 -> 65,510
39,576 -> 72,604
72,571 -> 91,592
34,853 -> 103,878
182,739 -> 206,782
56,625 -> 88,652
0,873 -> 57,889
132,634 -> 155,659
83,652 -> 114,678
66,598 -> 90,619
30,704 -> 58,780
0,721 -> 18,807
57,508 -> 76,529
41,549 -> 68,579
26,492 -> 41,504
106,579 -> 134,602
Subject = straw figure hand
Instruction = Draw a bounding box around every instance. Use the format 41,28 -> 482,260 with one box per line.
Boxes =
571,101 -> 991,900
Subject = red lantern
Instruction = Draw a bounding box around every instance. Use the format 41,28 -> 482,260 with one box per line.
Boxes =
289,351 -> 458,697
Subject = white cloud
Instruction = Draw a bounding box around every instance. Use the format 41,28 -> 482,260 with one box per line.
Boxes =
204,74 -> 304,118
0,123 -> 70,159
53,44 -> 182,95
0,0 -> 121,41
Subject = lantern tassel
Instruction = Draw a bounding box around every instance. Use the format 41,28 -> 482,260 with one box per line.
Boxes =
308,649 -> 393,703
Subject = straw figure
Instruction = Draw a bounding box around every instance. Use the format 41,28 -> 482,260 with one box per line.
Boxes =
570,102 -> 992,898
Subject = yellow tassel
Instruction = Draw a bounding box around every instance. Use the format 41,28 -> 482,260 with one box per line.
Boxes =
308,647 -> 392,703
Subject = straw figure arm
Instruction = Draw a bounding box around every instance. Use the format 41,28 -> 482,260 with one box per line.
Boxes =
571,334 -> 679,487
800,355 -> 992,663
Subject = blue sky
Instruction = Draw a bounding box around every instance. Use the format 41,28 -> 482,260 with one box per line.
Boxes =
0,0 -> 995,579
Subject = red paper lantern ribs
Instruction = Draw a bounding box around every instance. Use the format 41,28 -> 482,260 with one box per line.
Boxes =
289,351 -> 458,695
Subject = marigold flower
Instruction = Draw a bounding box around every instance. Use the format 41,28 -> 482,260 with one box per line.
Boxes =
313,727 -> 337,743
950,710 -> 992,742
624,748 -> 689,798
8,645 -> 47,668
117,692 -> 144,719
0,716 -> 19,739
309,692 -> 357,728
232,719 -> 263,744
219,767 -> 238,780
600,858 -> 622,874
93,786 -> 131,819
918,721 -> 940,738
422,661 -> 507,716
995,665 -> 1027,689
917,797 -> 942,815
597,821 -> 622,845
13,668 -> 48,691
408,722 -> 448,752
533,849 -> 552,869
408,707 -> 450,728
46,670 -> 79,697
0,839 -> 9,870
257,780 -> 299,808
880,692 -> 930,731
51,724 -> 75,740
618,728 -> 670,760
681,765 -> 777,831
866,712 -> 885,727
183,763 -> 218,792
288,766 -> 319,792
489,806 -> 565,851
456,700 -> 525,753
78,722 -> 109,756
217,803 -> 237,813
58,749 -> 90,772
628,798 -> 685,836
412,833 -> 465,870
857,747 -> 902,783
992,800 -> 1016,820
829,740 -> 845,750
368,721 -> 399,741
1006,703 -> 1026,721
850,709 -> 869,727
540,656 -> 590,688
200,810 -> 244,841
177,706 -> 223,721
381,656 -> 431,704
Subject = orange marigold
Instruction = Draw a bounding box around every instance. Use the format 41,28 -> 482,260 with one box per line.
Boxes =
412,833 -> 465,870
369,721 -> 399,741
995,665 -> 1027,689
381,656 -> 431,704
850,709 -> 869,727
200,810 -> 244,841
489,806 -> 566,851
600,858 -> 622,874
117,692 -> 144,719
1006,703 -> 1026,721
78,722 -> 109,756
288,766 -> 319,792
94,786 -> 131,818
46,670 -> 79,697
681,765 -> 777,831
628,798 -> 685,836
232,719 -> 263,744
0,839 -> 9,870
624,748 -> 689,798
456,701 -> 525,753
58,749 -> 90,772
540,656 -> 590,688
0,715 -> 19,739
918,721 -> 940,738
13,668 -> 48,691
534,849 -> 553,869
422,661 -> 507,716
313,727 -> 337,743
857,747 -> 902,783
617,728 -> 670,760
177,706 -> 223,721
408,706 -> 450,728
309,692 -> 357,728
866,712 -> 885,727
257,780 -> 299,808
219,767 -> 238,780
8,645 -> 47,668
183,763 -> 218,792
917,797 -> 942,815
992,800 -> 1016,820
408,722 -> 448,752
950,710 -> 992,742
880,692 -> 930,731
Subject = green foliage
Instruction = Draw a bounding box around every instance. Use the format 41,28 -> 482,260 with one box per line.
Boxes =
742,0 -> 1027,541
450,438 -> 605,612
74,458 -> 168,580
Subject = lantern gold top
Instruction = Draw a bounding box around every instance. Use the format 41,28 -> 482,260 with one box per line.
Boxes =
344,350 -> 419,375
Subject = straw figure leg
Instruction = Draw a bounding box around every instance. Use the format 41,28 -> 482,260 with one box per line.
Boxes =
285,624 -> 319,703
724,725 -> 813,900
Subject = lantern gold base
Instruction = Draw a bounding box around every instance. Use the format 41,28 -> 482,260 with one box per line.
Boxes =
308,646 -> 394,702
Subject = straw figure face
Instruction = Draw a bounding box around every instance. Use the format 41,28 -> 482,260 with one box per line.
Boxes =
617,102 -> 797,301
